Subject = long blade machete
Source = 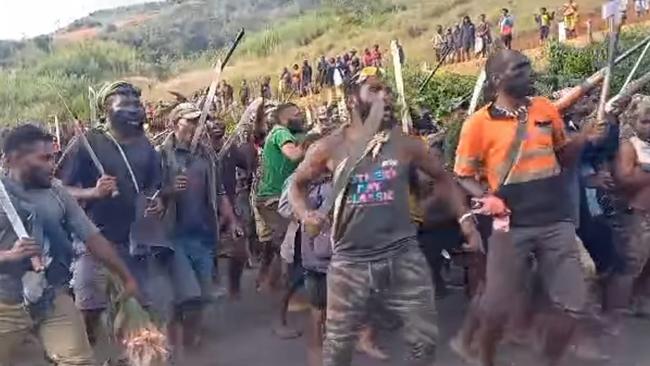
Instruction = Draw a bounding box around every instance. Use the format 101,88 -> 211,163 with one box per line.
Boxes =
0,179 -> 43,271
191,28 -> 246,155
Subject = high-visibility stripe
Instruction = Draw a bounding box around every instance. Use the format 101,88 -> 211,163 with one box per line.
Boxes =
506,166 -> 561,185
454,156 -> 481,170
519,146 -> 555,160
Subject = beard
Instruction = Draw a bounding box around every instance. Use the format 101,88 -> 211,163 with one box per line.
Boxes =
287,118 -> 306,134
26,169 -> 53,189
109,108 -> 145,136
358,101 -> 396,130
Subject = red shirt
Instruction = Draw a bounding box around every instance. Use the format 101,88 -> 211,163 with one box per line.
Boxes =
363,53 -> 373,66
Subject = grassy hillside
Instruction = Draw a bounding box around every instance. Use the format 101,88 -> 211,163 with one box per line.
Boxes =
144,0 -> 616,99
0,0 -> 645,124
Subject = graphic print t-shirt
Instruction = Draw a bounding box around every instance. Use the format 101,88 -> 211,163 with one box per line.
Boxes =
333,139 -> 417,262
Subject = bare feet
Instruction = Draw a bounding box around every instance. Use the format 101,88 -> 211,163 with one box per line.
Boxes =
449,335 -> 479,365
272,324 -> 303,339
356,337 -> 389,361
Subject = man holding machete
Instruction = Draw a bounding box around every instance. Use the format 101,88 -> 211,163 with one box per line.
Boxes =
57,81 -> 164,345
289,67 -> 481,365
0,124 -> 137,366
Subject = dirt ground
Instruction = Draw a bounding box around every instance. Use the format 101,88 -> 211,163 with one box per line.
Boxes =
9,265 -> 650,366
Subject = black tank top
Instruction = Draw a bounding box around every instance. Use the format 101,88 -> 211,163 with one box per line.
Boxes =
333,138 -> 417,262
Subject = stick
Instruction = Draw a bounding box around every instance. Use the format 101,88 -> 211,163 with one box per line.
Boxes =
467,69 -> 487,115
597,16 -> 620,125
553,34 -> 650,111
607,70 -> 650,112
54,115 -> 61,148
89,86 -> 98,128
191,29 -> 246,155
621,41 -> 650,91
418,46 -> 453,93
391,40 -> 412,134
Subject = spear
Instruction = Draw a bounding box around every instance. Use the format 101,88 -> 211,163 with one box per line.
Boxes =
621,41 -> 650,91
418,46 -> 453,93
553,34 -> 650,112
191,28 -> 246,155
596,10 -> 621,126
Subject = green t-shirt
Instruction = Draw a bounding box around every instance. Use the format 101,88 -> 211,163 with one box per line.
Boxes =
257,125 -> 299,198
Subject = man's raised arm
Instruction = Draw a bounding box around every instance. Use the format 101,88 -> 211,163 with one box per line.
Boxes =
288,139 -> 330,222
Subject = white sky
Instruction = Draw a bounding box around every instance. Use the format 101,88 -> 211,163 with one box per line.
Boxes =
0,0 -> 150,40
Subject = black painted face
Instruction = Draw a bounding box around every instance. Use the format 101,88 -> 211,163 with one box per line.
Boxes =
107,90 -> 146,137
497,56 -> 533,98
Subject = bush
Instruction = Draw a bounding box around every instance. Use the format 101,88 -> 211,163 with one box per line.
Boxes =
0,41 -> 161,124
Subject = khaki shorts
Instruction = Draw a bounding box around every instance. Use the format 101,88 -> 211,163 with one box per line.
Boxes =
0,293 -> 94,366
253,198 -> 273,243
254,197 -> 290,247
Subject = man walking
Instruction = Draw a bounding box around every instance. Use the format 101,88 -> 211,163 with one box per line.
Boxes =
289,68 -> 481,366
612,95 -> 650,317
0,124 -> 138,366
158,103 -> 241,357
452,50 -> 605,366
58,81 -> 164,344
255,103 -> 305,291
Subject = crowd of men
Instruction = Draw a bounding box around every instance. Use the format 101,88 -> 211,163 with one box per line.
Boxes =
1,35 -> 650,366
277,43 -> 399,100
430,0 -> 650,65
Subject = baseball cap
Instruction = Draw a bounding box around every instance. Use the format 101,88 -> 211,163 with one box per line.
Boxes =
169,102 -> 202,123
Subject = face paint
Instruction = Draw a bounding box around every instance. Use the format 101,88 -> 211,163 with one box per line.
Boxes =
500,58 -> 533,98
107,93 -> 146,136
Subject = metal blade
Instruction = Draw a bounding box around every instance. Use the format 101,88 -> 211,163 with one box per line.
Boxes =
0,179 -> 28,238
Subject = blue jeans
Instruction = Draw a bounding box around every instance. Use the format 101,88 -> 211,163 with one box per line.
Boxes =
170,235 -> 215,305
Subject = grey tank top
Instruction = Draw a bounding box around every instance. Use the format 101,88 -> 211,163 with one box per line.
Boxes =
332,138 -> 417,262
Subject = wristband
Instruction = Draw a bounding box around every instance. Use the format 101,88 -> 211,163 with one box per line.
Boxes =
458,212 -> 475,225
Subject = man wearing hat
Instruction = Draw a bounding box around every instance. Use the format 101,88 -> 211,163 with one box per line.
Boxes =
58,81 -> 164,346
158,103 -> 241,356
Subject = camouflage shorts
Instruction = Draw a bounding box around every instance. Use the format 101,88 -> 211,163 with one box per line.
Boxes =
620,211 -> 650,277
323,245 -> 438,366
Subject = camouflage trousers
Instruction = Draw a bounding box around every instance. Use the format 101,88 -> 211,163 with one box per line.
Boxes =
323,245 -> 438,366
608,211 -> 650,310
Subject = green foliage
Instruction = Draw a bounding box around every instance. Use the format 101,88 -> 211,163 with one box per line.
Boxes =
538,28 -> 650,96
100,0 -> 324,62
0,41 -> 160,124
401,67 -> 476,119
240,11 -> 335,57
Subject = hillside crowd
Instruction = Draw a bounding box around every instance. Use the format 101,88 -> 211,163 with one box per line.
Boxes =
4,1 -> 650,366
